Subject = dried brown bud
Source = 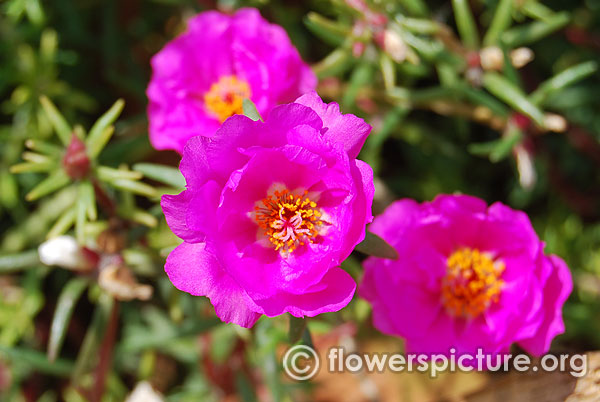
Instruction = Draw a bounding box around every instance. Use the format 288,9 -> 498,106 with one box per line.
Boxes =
97,227 -> 127,254
473,106 -> 493,122
98,260 -> 152,301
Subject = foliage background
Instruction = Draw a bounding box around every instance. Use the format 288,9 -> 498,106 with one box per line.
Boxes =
1,0 -> 600,400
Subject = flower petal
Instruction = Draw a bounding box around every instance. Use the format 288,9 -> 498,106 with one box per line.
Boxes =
294,91 -> 371,158
165,242 -> 261,328
161,191 -> 204,243
518,255 -> 573,356
250,267 -> 356,317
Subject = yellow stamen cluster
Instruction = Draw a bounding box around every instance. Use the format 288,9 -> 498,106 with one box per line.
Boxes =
254,189 -> 322,253
204,75 -> 251,122
441,248 -> 505,319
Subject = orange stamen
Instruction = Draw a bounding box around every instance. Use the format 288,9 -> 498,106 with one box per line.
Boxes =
253,189 -> 322,254
204,75 -> 251,122
441,248 -> 505,318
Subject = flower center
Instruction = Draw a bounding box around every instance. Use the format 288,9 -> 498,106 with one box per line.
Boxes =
204,75 -> 251,122
254,189 -> 323,253
441,248 -> 505,319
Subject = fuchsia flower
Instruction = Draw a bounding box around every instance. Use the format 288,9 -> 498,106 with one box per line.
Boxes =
161,92 -> 373,327
360,195 -> 572,358
147,8 -> 316,153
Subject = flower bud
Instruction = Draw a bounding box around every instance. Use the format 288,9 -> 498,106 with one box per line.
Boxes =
514,144 -> 536,189
38,236 -> 96,271
62,134 -> 90,179
510,47 -> 534,69
465,67 -> 483,86
352,41 -> 365,58
125,382 -> 164,402
466,51 -> 481,68
382,29 -> 407,63
480,46 -> 504,71
366,12 -> 387,27
511,113 -> 531,131
544,113 -> 568,132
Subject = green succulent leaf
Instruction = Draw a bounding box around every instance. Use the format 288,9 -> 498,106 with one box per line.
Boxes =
133,163 -> 186,189
48,277 -> 90,362
355,232 -> 399,260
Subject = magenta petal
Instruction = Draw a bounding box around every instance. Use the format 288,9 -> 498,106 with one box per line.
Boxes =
181,107 -> 321,186
231,9 -> 317,109
518,255 -> 573,356
338,160 -> 374,261
429,193 -> 488,214
165,242 -> 261,328
265,103 -> 324,142
482,202 -> 540,259
251,267 -> 356,317
161,191 -> 204,243
359,264 -> 404,336
294,91 -> 371,158
482,274 -> 540,345
179,135 -> 212,187
183,180 -> 221,237
370,280 -> 441,339
405,312 -> 457,356
179,115 -> 263,187
368,199 -> 421,246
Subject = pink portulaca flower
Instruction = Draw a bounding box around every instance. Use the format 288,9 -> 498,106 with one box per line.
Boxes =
161,92 -> 374,327
147,8 -> 317,153
360,195 -> 572,359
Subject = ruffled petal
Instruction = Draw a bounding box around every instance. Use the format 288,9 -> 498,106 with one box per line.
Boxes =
165,242 -> 261,328
518,255 -> 573,356
231,9 -> 317,111
161,191 -> 204,243
337,160 -> 374,261
250,267 -> 356,317
294,91 -> 371,159
368,198 -> 421,246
